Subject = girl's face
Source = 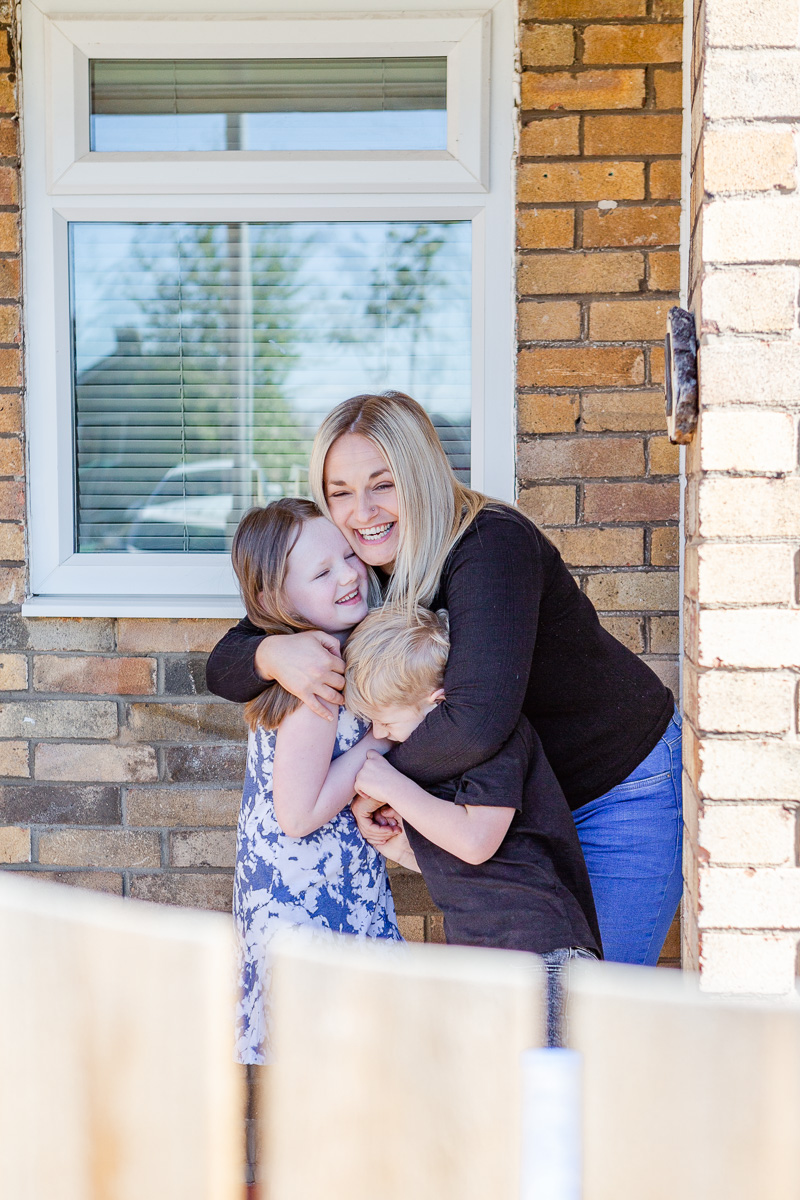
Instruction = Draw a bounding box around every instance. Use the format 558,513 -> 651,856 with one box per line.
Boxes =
323,433 -> 401,569
281,518 -> 369,634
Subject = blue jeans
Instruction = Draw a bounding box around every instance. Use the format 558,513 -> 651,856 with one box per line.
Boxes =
573,710 -> 683,967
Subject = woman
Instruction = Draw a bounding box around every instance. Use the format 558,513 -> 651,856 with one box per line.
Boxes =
207,391 -> 682,965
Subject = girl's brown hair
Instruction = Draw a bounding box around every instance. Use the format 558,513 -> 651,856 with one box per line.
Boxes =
231,498 -> 323,731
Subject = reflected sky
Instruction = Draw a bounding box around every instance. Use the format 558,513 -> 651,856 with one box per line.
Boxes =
91,110 -> 448,153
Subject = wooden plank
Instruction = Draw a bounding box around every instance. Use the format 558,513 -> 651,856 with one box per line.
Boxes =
0,872 -> 243,1200
264,934 -> 544,1200
568,962 -> 800,1200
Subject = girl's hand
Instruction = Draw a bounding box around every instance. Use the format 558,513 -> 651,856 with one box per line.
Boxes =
254,630 -> 345,722
352,794 -> 400,846
354,750 -> 402,807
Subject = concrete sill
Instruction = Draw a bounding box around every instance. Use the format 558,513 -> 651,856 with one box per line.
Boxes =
21,595 -> 246,619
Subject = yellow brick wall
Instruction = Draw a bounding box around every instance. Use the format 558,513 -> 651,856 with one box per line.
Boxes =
516,0 -> 683,966
517,0 -> 682,711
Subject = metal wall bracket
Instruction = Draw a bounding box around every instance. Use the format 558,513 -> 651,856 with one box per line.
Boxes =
664,306 -> 698,445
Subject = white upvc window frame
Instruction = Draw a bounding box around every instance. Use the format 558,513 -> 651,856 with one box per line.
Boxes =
22,0 -> 517,617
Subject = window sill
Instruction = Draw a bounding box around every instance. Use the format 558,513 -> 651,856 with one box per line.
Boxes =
21,595 -> 246,619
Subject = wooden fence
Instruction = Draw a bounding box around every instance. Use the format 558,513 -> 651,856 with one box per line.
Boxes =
0,872 -> 243,1200
3,872 -> 800,1199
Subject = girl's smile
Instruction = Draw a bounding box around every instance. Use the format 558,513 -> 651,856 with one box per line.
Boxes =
280,517 -> 369,634
323,433 -> 400,569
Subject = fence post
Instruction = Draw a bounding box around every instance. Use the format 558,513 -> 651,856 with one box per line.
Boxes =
264,933 -> 545,1200
0,873 -> 244,1200
567,960 -> 800,1200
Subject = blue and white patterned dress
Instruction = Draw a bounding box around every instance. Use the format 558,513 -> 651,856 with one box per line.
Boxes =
233,707 -> 402,1064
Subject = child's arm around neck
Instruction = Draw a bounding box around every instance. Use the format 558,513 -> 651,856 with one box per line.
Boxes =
272,702 -> 389,838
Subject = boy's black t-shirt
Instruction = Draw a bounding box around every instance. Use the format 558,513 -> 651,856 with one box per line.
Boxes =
401,716 -> 603,959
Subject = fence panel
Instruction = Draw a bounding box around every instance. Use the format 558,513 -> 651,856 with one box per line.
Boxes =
568,961 -> 800,1200
264,934 -> 545,1200
0,873 -> 243,1200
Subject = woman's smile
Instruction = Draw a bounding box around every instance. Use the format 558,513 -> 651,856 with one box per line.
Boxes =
324,433 -> 401,568
355,521 -> 396,545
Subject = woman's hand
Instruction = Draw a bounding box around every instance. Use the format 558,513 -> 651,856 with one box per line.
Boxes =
254,630 -> 345,721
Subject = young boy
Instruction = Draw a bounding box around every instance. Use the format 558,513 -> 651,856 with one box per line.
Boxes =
344,606 -> 602,1046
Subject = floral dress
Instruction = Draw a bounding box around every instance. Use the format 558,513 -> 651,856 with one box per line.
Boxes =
233,707 -> 402,1064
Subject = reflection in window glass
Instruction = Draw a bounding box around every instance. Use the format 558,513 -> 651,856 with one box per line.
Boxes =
70,221 -> 471,553
90,58 -> 447,152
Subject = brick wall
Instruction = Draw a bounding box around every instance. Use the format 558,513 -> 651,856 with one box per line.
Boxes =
516,0 -> 683,712
683,0 -> 800,992
515,0 -> 683,966
0,1 -> 682,964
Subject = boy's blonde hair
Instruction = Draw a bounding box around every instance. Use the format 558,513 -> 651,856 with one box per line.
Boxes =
344,606 -> 450,720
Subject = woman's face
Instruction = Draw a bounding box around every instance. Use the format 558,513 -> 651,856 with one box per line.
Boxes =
323,433 -> 401,569
281,517 -> 369,634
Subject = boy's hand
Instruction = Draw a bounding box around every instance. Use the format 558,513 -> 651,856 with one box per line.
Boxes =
354,750 -> 402,807
352,793 -> 400,846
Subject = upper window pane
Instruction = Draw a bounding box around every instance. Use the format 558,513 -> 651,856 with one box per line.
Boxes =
90,58 -> 448,152
70,221 -> 471,554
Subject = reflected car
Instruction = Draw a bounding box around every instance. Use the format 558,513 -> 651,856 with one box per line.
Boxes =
125,459 -> 281,552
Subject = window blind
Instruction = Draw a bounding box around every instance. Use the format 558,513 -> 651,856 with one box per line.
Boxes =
90,58 -> 448,152
70,221 -> 471,554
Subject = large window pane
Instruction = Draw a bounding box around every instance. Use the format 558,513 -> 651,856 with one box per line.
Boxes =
70,221 -> 471,553
90,58 -> 447,152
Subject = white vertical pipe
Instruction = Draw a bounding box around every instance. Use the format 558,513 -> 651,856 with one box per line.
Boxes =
520,1048 -> 582,1200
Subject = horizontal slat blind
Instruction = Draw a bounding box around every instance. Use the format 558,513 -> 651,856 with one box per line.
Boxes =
91,58 -> 447,114
90,58 -> 447,152
70,221 -> 471,554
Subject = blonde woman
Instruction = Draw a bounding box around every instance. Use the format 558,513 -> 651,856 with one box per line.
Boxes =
207,391 -> 682,966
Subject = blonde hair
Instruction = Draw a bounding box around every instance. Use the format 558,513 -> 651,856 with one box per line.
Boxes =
344,606 -> 450,720
309,391 -> 489,615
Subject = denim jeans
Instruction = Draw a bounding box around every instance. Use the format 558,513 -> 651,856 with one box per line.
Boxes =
573,709 -> 683,967
542,947 -> 598,1047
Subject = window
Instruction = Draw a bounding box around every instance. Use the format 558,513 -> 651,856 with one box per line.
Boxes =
71,220 -> 471,554
89,57 -> 448,152
23,0 -> 516,614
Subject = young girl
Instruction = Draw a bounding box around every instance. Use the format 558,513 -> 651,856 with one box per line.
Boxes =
230,499 -> 402,1065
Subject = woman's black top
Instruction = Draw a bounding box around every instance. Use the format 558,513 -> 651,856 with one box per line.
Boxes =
206,506 -> 674,811
405,716 -> 602,957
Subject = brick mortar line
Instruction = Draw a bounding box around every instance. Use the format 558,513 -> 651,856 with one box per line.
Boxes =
517,383 -> 668,390
517,339 -> 677,346
520,108 -> 682,116
519,155 -> 682,162
517,244 -> 676,252
522,113 -> 681,120
10,863 -> 237,874
5,823 -> 239,831
521,18 -> 682,25
519,63 -> 680,72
